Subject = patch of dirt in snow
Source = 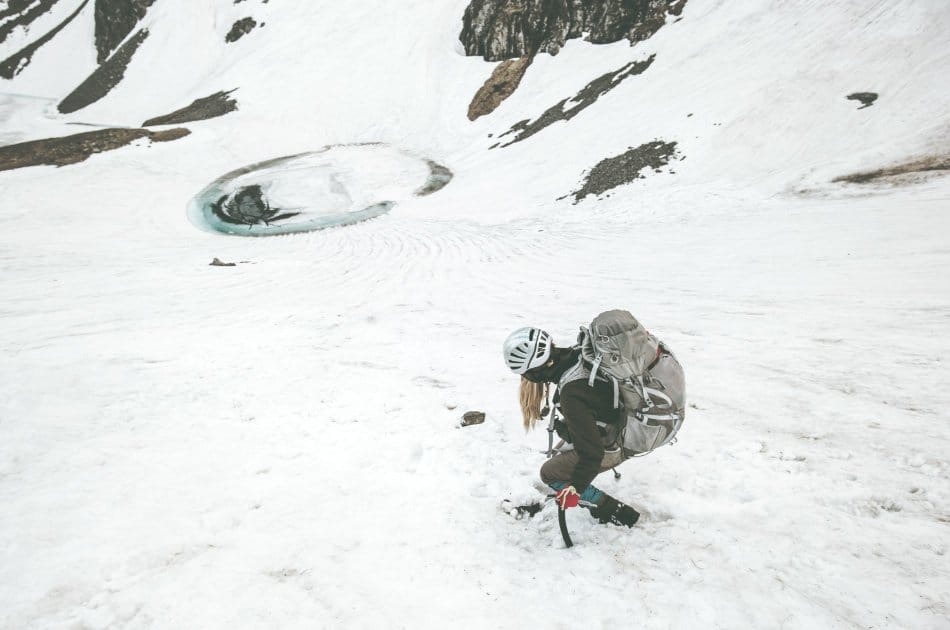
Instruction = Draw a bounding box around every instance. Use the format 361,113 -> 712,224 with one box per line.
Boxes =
0,126 -> 189,171
833,154 -> 950,185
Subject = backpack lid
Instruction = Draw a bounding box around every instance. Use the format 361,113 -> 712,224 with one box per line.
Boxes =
580,310 -> 659,381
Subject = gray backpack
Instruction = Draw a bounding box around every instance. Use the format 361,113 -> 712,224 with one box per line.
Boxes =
577,310 -> 686,457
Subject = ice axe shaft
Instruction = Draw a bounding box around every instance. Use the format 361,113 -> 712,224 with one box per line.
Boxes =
548,496 -> 594,549
558,507 -> 573,548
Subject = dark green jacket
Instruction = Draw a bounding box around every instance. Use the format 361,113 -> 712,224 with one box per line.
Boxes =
557,376 -> 622,492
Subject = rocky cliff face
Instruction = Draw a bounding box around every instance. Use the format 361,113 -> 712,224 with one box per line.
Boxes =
460,0 -> 685,61
1,0 -> 90,80
1,0 -> 155,88
467,57 -> 532,120
94,0 -> 155,63
493,54 -> 654,145
0,0 -> 60,47
58,27 -> 149,114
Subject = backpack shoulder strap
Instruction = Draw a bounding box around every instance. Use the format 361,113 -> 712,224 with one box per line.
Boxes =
557,355 -> 588,392
557,350 -> 619,407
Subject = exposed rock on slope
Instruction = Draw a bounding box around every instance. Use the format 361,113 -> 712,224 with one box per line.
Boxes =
226,17 -> 258,43
0,0 -> 91,79
0,126 -> 189,172
460,0 -> 686,61
0,0 -> 60,46
494,54 -> 654,147
846,92 -> 878,109
142,90 -> 239,126
461,0 -> 682,118
1,0 -> 155,80
2,0 -> 156,112
567,140 -> 680,203
94,0 -> 156,63
58,27 -> 149,113
467,57 -> 532,120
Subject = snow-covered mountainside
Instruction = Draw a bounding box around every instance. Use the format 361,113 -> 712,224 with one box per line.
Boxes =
1,1 -> 949,628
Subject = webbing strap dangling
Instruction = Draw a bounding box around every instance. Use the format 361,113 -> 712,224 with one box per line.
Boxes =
612,379 -> 620,409
588,355 -> 603,387
544,384 -> 556,458
637,374 -> 653,410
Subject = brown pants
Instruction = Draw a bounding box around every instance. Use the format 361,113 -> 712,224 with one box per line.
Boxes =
539,447 -> 624,486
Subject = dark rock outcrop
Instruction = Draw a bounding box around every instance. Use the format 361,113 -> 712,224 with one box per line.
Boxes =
142,90 -> 239,126
0,0 -> 91,79
0,0 -> 60,46
1,0 -> 155,92
468,56 -> 533,120
460,0 -> 686,61
94,0 -> 156,63
495,54 -> 654,147
58,27 -> 148,113
846,92 -> 878,110
225,17 -> 257,43
0,126 -> 189,172
567,140 -> 679,202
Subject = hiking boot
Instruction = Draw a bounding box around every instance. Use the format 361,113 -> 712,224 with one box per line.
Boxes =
588,495 -> 640,527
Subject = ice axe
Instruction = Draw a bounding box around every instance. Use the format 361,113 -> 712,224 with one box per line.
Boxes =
549,495 -> 596,549
558,507 -> 573,548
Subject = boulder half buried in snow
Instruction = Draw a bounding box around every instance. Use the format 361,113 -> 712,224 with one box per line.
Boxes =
460,411 -> 486,427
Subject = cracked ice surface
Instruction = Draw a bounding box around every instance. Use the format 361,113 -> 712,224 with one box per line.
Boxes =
187,144 -> 451,236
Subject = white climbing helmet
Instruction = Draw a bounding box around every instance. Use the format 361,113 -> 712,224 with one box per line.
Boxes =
502,327 -> 552,375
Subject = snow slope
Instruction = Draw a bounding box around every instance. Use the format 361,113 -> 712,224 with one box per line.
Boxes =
1,1 -> 949,628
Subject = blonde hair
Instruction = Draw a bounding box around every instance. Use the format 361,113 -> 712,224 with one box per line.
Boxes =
519,378 -> 548,431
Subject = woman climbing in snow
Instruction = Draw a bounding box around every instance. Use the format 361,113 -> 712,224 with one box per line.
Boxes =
502,314 -> 685,528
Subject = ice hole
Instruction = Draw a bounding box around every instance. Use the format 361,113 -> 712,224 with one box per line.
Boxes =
187,144 -> 452,236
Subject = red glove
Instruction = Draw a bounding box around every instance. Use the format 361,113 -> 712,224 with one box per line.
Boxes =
555,486 -> 580,510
